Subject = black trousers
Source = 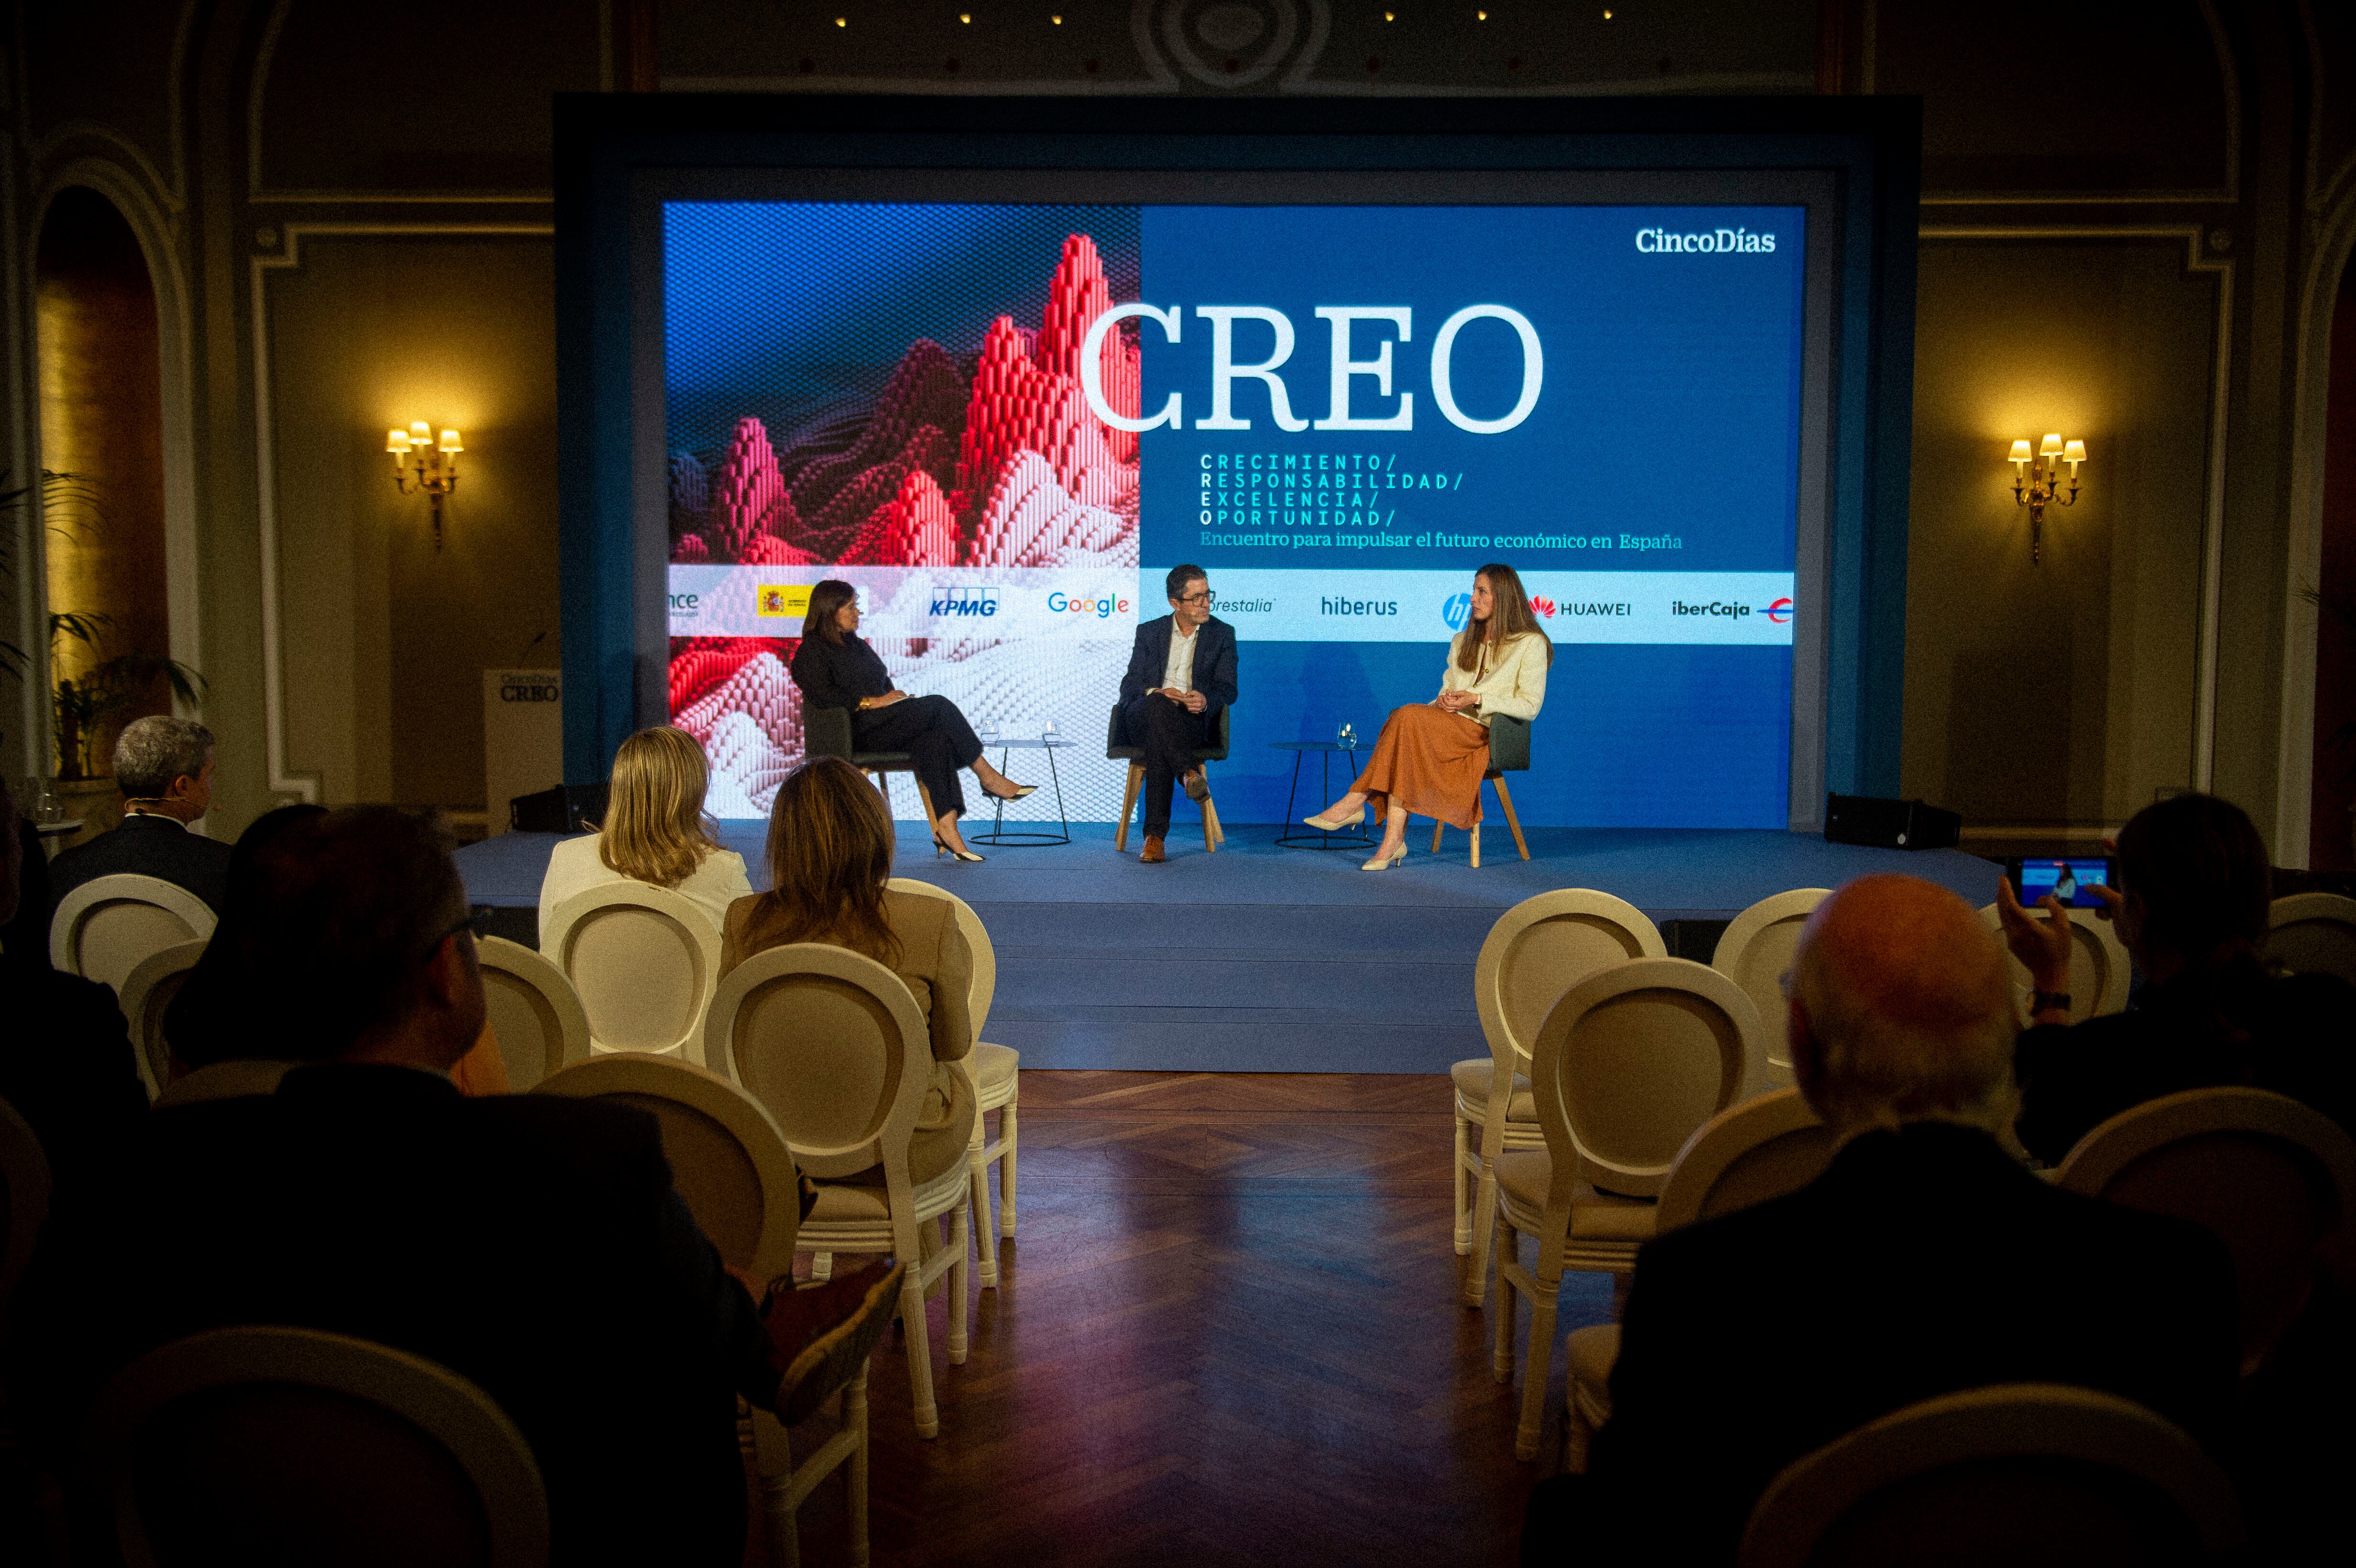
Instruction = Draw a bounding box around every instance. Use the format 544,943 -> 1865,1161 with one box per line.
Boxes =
852,694 -> 982,820
1123,692 -> 1213,839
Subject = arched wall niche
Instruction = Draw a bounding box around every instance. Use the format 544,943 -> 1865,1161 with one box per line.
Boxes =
33,185 -> 175,779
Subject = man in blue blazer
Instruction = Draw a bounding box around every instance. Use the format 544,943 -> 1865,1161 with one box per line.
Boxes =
1118,564 -> 1237,862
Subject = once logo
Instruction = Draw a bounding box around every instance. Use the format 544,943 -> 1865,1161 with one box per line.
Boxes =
1441,592 -> 1472,631
1045,590 -> 1129,620
1762,597 -> 1793,625
930,586 -> 1001,618
667,591 -> 700,614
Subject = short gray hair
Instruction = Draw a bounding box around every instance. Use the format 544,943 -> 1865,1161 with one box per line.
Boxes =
114,715 -> 215,798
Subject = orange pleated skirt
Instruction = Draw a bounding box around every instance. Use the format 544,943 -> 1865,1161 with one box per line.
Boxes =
1351,704 -> 1492,830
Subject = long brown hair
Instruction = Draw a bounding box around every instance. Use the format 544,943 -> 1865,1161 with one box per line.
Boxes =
802,579 -> 858,646
1452,562 -> 1554,672
598,726 -> 720,887
758,755 -> 901,965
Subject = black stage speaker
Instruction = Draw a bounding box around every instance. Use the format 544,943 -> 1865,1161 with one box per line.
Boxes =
508,782 -> 608,833
1823,792 -> 1962,851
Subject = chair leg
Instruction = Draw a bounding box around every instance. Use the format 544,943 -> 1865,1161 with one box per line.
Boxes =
847,1365 -> 871,1568
946,1207 -> 971,1364
1430,818 -> 1445,854
968,1116 -> 999,1289
1117,764 -> 1143,852
1516,1278 -> 1561,1460
1491,773 -> 1531,860
1452,1110 -> 1472,1255
912,778 -> 941,847
899,1262 -> 938,1437
999,1092 -> 1018,1238
1466,1163 -> 1501,1307
1561,1388 -> 1596,1477
1492,1227 -> 1519,1380
1200,791 -> 1221,853
1471,824 -> 1482,870
811,1252 -> 833,1282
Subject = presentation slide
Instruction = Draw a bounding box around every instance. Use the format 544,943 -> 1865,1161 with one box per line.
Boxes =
663,200 -> 1805,826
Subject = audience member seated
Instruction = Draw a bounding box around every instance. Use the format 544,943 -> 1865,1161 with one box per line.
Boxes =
1998,791 -> 2356,1165
0,778 -> 147,1221
45,715 -> 233,916
11,806 -> 781,1568
1523,873 -> 2238,1566
1,792 -> 52,969
536,724 -> 751,934
722,756 -> 977,1182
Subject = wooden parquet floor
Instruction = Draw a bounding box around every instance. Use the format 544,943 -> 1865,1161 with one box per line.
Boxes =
772,1071 -> 1618,1568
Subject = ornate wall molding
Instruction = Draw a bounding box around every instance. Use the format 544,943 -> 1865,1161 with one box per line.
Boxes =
248,221 -> 553,804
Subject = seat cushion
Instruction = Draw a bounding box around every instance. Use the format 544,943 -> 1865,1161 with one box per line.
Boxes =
971,1041 -> 1019,1094
1493,1149 -> 1657,1241
1566,1324 -> 1620,1424
1451,1057 -> 1536,1121
805,1157 -> 970,1226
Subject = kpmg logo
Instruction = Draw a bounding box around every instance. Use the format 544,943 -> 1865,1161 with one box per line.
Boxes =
1441,592 -> 1472,631
1635,226 -> 1778,254
930,586 -> 1001,619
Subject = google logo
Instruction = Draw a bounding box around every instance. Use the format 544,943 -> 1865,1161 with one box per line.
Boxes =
1047,591 -> 1132,619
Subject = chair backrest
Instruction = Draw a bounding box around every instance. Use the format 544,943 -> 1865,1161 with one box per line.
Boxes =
50,873 -> 217,995
702,943 -> 930,1191
1976,903 -> 2133,1022
151,1059 -> 298,1111
117,938 -> 209,1100
534,1055 -> 801,1283
1476,890 -> 1667,1088
0,1094 -> 52,1309
2264,891 -> 2356,985
888,877 -> 996,1041
1738,1383 -> 2243,1568
542,883 -> 722,1066
2055,1085 -> 2356,1372
84,1325 -> 549,1568
475,937 -> 592,1091
1528,957 -> 1764,1200
1712,889 -> 1830,1092
1656,1088 -> 1837,1233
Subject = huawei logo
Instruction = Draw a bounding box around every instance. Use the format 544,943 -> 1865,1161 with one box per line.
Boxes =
1530,596 -> 1556,619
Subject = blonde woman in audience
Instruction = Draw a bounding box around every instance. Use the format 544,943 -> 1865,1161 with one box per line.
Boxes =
721,756 -> 976,1183
537,725 -> 751,933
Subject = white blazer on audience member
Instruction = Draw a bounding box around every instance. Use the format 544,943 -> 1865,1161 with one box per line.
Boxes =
535,833 -> 751,935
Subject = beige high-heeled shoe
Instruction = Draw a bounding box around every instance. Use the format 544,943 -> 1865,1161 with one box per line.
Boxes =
1361,844 -> 1407,871
1304,806 -> 1367,832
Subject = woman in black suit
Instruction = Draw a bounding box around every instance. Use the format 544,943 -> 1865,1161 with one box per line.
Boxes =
788,579 -> 1033,862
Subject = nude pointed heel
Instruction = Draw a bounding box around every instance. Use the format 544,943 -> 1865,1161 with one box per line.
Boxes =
1361,845 -> 1407,871
1303,806 -> 1367,832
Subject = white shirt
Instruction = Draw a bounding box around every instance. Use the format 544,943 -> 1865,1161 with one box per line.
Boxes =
536,833 -> 751,938
1161,621 -> 1200,694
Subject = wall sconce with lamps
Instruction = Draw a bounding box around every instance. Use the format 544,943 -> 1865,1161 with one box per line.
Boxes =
2008,432 -> 2085,564
386,420 -> 462,549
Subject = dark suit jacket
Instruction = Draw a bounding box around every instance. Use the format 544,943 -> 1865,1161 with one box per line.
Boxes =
1532,1122 -> 2238,1565
788,631 -> 894,713
0,957 -> 147,1221
46,813 -> 233,916
14,1063 -> 778,1568
1119,615 -> 1238,716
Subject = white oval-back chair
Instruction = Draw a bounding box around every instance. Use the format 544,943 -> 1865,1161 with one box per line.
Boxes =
84,1325 -> 549,1568
1560,1089 -> 1835,1473
50,873 -> 216,995
1456,890 -> 1665,1307
704,943 -> 971,1441
2264,892 -> 2356,985
152,1059 -> 297,1111
891,878 -> 1019,1290
476,936 -> 592,1091
542,884 -> 721,1066
1491,957 -> 1765,1460
1711,889 -> 1829,1093
1977,902 -> 2134,1023
117,938 -> 208,1100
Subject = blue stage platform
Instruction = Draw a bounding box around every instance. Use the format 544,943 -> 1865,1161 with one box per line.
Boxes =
456,824 -> 2001,1075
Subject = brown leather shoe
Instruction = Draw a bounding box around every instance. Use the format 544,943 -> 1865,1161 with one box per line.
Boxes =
1182,768 -> 1210,804
1141,834 -> 1166,862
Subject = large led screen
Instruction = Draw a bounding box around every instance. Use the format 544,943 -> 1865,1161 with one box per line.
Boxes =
663,201 -> 1805,826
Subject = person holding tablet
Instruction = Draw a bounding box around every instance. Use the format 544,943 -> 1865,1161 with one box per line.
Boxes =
1303,563 -> 1551,870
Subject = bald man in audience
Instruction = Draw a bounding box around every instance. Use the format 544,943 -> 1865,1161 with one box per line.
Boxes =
12,806 -> 809,1568
1523,873 -> 2238,1565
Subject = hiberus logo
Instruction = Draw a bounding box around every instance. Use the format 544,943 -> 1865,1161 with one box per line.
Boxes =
929,586 -> 1000,619
1636,227 -> 1778,254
